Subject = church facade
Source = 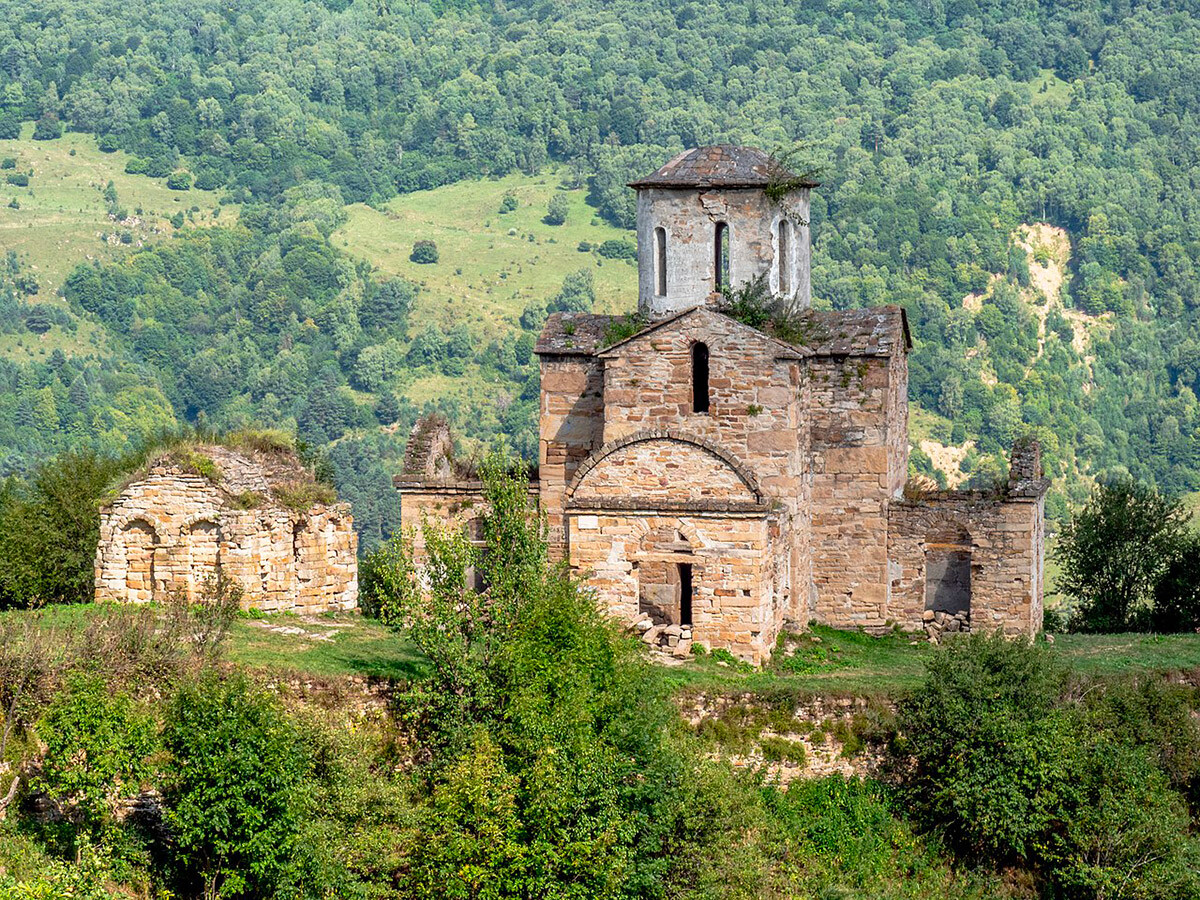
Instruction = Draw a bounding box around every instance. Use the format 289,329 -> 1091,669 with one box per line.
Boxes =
398,146 -> 1048,663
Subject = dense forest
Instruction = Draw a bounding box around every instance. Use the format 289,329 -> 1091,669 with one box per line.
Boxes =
2,0 -> 1200,539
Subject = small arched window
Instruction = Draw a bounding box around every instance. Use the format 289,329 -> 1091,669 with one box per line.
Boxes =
714,222 -> 730,291
654,226 -> 667,297
777,219 -> 791,295
692,342 -> 710,414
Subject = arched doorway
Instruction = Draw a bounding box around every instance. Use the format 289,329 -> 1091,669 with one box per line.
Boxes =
122,519 -> 158,603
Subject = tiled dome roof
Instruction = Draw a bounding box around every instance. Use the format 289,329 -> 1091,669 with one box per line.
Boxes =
628,145 -> 817,189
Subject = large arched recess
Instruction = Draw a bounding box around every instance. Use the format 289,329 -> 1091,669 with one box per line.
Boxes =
567,430 -> 762,508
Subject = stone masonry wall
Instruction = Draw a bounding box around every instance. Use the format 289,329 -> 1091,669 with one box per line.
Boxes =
567,511 -> 782,664
635,187 -> 811,318
808,355 -> 895,629
888,492 -> 1045,635
596,308 -> 808,619
570,438 -> 758,505
539,355 -> 605,558
95,465 -> 357,614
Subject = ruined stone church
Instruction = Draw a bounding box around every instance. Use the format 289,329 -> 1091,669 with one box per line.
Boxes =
398,146 -> 1048,663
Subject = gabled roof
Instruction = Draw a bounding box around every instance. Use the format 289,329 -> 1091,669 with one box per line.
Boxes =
535,305 -> 911,360
628,145 -> 819,190
594,305 -> 806,361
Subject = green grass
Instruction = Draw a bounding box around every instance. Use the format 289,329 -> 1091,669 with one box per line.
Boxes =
664,623 -> 1200,699
0,122 -> 235,323
6,605 -> 1199,697
1028,68 -> 1074,105
227,611 -> 424,680
0,603 -> 423,682
335,170 -> 637,335
334,171 -> 639,411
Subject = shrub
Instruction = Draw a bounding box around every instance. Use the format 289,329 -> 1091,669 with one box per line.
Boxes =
409,239 -> 439,264
543,191 -> 569,225
894,633 -> 1200,894
0,158 -> 14,169
371,457 -> 768,896
32,115 -> 62,141
498,191 -> 517,213
97,134 -> 119,153
0,451 -> 129,608
546,267 -> 594,314
763,777 -> 999,899
36,675 -> 159,844
4,174 -> 28,187
760,736 -> 807,765
893,632 -> 1072,863
162,672 -> 312,900
165,171 -> 192,191
1056,478 -> 1192,631
596,238 -> 636,259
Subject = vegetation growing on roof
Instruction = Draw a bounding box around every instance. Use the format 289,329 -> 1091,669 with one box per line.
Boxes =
763,145 -> 824,211
601,311 -> 648,348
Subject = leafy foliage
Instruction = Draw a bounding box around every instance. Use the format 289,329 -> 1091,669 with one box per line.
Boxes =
36,675 -> 158,843
0,451 -> 127,608
162,672 -> 311,900
1056,478 -> 1197,631
894,632 -> 1200,895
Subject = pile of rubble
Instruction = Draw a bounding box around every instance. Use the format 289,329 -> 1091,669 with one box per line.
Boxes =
923,608 -> 971,642
631,617 -> 694,658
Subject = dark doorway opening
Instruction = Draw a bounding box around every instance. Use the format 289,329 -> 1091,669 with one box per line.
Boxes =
678,562 -> 693,626
925,548 -> 971,616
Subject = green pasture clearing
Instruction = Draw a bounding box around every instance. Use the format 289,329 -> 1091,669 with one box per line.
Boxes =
1028,68 -> 1075,105
6,605 -> 1198,697
0,603 -> 422,682
664,623 -> 1200,698
334,171 -> 638,334
0,123 -> 234,298
227,612 -> 424,680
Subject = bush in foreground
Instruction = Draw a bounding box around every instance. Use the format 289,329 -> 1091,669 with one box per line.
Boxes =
894,631 -> 1200,896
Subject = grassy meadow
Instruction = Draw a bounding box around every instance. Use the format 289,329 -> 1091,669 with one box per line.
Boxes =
334,171 -> 639,334
7,604 -> 1196,699
0,124 -> 233,295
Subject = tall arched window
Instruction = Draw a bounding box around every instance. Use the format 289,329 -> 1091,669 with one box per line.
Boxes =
714,222 -> 730,291
692,342 -> 710,414
777,219 -> 791,295
654,226 -> 667,297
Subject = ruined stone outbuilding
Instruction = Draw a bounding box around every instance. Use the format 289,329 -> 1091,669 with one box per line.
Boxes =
95,443 -> 358,614
399,145 -> 1048,663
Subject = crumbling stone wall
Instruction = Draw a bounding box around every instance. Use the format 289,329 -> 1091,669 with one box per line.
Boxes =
887,491 -> 1045,636
888,441 -> 1048,636
95,446 -> 357,614
538,354 -> 605,558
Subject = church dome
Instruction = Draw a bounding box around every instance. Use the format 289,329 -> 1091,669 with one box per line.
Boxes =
627,145 -> 816,190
